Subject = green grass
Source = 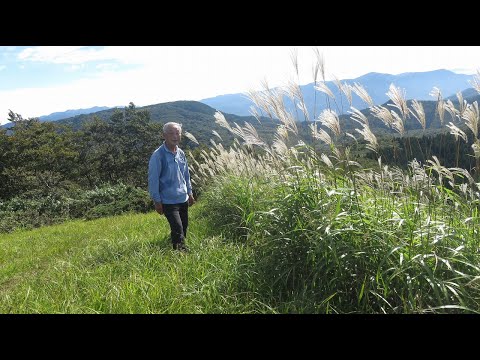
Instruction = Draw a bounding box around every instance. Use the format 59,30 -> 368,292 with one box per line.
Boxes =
0,203 -> 272,314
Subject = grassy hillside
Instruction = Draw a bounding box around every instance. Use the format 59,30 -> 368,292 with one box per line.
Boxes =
0,202 -> 267,314
3,58 -> 480,314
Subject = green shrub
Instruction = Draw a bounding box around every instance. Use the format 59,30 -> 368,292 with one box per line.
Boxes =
0,183 -> 153,233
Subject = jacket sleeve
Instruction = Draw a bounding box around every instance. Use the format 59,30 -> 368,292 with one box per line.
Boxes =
148,151 -> 162,203
184,153 -> 193,195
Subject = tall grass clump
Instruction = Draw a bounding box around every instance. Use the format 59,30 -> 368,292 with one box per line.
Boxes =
190,49 -> 480,313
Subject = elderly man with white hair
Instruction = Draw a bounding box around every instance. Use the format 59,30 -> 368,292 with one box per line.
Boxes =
148,122 -> 195,252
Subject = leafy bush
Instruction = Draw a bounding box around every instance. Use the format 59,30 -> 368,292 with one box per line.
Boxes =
0,183 -> 153,233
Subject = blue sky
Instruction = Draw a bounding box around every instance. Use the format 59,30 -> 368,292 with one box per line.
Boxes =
1,46 -> 480,125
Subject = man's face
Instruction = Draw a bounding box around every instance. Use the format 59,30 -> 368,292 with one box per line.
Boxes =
164,126 -> 181,148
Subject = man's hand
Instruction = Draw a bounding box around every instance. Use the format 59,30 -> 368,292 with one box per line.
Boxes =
188,194 -> 196,206
154,202 -> 164,215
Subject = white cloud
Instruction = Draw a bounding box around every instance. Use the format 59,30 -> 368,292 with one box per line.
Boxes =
18,46 -> 110,65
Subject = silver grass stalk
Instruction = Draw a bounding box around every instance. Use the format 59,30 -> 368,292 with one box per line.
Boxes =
426,156 -> 453,183
216,142 -> 225,153
409,159 -> 429,185
456,91 -> 467,116
297,101 -> 310,122
391,110 -> 405,137
320,153 -> 334,168
409,99 -> 426,131
332,75 -> 343,94
313,47 -> 325,82
312,50 -> 320,85
290,48 -> 299,78
332,147 -> 342,160
276,107 -> 299,136
429,86 -> 441,99
184,131 -> 199,145
276,124 -> 289,141
347,160 -> 362,168
266,89 -> 287,120
214,111 -> 233,132
211,130 -> 223,141
355,124 -> 378,153
446,122 -> 467,142
261,86 -> 299,134
254,91 -> 274,120
285,80 -> 302,102
286,80 -> 309,121
370,105 -> 394,128
309,121 -> 318,141
249,106 -> 263,124
243,121 -> 266,147
351,82 -> 374,107
188,150 -> 201,169
231,122 -> 247,142
245,90 -> 264,115
462,101 -> 479,139
386,83 -> 409,120
437,98 -> 445,125
331,75 -> 347,114
430,86 -> 445,125
313,128 -> 333,146
312,47 -> 323,119
450,167 -> 475,185
273,135 -> 289,156
256,79 -> 276,120
349,107 -> 369,126
319,109 -> 341,137
345,132 -> 358,144
314,81 -> 335,99
472,140 -> 480,159
200,149 -> 210,161
444,100 -> 460,123
341,82 -> 353,107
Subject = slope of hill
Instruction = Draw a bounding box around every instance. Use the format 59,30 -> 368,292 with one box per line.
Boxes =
55,100 -> 280,145
446,87 -> 479,101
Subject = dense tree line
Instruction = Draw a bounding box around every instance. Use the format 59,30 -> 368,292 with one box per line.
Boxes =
0,103 -> 168,201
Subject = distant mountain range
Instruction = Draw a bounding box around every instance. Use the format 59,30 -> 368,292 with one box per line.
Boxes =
38,106 -> 113,121
4,91 -> 479,148
200,69 -> 475,118
1,69 -> 477,130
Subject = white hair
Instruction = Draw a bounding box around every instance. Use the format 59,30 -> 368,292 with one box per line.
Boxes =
163,122 -> 182,133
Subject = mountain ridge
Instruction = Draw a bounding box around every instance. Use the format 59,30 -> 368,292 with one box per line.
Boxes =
200,69 -> 475,119
39,106 -> 115,121
2,69 -> 477,129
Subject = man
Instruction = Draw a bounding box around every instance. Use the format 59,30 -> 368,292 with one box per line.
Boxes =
148,122 -> 195,252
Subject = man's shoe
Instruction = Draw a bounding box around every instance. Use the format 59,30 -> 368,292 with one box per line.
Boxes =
173,242 -> 189,252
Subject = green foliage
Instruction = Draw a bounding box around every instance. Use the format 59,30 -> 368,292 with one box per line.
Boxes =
199,174 -> 273,243
76,103 -> 163,188
0,183 -> 152,233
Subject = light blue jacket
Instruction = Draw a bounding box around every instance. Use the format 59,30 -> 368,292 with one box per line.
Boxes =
148,143 -> 192,204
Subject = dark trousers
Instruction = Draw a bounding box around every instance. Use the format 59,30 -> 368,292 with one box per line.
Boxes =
163,201 -> 189,246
